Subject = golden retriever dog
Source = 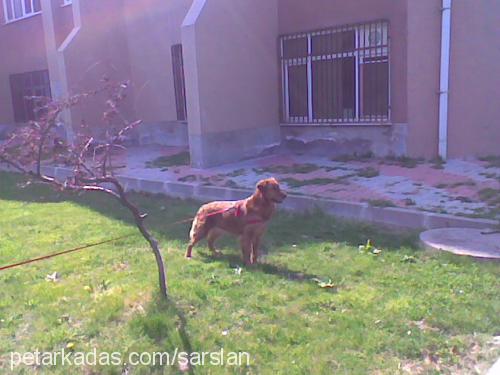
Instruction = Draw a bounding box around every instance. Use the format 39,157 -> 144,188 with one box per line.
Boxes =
186,178 -> 287,265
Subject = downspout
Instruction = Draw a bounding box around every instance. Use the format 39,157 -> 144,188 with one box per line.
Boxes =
438,0 -> 452,159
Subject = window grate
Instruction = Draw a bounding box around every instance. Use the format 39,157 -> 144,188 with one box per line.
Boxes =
171,44 -> 187,122
3,0 -> 41,23
280,20 -> 390,124
9,70 -> 51,123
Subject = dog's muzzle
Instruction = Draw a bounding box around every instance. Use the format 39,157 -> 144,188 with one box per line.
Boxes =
273,193 -> 287,203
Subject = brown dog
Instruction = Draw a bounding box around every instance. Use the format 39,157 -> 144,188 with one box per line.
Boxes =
186,178 -> 287,265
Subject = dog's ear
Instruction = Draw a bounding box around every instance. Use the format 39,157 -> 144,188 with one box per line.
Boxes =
257,179 -> 267,192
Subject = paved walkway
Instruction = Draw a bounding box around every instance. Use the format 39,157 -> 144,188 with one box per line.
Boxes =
114,145 -> 499,221
420,228 -> 500,259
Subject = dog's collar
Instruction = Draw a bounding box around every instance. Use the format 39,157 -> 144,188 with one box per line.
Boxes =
234,203 -> 263,225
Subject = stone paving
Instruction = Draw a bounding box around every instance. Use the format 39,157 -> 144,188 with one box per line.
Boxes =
110,145 -> 499,221
420,228 -> 500,259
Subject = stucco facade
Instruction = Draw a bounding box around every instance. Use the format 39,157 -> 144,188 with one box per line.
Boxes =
0,0 -> 498,166
447,0 -> 500,158
182,0 -> 280,167
0,10 -> 47,124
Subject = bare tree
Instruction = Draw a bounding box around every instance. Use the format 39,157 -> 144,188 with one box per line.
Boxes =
0,79 -> 168,297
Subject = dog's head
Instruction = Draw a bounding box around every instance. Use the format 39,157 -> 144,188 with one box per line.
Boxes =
256,178 -> 287,204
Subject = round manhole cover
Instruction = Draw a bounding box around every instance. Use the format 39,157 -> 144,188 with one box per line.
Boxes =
420,228 -> 500,259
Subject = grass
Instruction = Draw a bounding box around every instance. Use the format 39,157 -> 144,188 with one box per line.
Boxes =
479,155 -> 500,169
382,156 -> 424,169
403,198 -> 416,207
331,151 -> 373,163
281,177 -> 349,188
145,151 -> 190,170
430,157 -> 446,170
252,163 -> 320,175
1,171 -> 500,374
356,167 -> 380,178
478,187 -> 500,204
366,199 -> 397,208
225,169 -> 246,178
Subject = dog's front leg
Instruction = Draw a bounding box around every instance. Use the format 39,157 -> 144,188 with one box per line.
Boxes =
251,233 -> 262,264
251,227 -> 266,264
240,235 -> 252,266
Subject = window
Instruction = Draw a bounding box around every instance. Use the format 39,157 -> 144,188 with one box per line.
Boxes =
3,0 -> 41,23
171,44 -> 187,121
280,20 -> 390,124
9,70 -> 51,123
61,0 -> 72,6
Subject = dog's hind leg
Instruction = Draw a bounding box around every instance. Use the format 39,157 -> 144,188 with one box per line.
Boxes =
185,217 -> 208,259
207,228 -> 223,257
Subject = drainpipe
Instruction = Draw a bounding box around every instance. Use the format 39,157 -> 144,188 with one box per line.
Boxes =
438,0 -> 452,159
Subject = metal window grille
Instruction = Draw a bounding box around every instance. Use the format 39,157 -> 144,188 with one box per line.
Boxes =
280,20 -> 390,124
171,44 -> 188,122
3,0 -> 41,23
9,70 -> 51,123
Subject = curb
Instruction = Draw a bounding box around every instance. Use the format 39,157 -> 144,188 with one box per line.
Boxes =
38,165 -> 498,231
487,358 -> 500,375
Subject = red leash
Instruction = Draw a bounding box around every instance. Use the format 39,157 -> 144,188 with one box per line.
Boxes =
0,234 -> 133,272
0,203 -> 261,272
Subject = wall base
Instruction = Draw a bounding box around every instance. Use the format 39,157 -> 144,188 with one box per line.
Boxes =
137,121 -> 189,147
189,126 -> 280,168
279,123 -> 408,158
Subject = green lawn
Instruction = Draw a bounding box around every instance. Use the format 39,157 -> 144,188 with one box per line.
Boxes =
0,171 -> 499,374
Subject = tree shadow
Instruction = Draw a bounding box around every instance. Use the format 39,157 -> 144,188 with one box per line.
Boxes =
0,173 -> 418,248
130,294 -> 196,374
1,171 -> 422,373
0,171 -> 420,276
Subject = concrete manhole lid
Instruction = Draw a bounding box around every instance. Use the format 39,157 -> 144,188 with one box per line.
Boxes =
420,228 -> 500,259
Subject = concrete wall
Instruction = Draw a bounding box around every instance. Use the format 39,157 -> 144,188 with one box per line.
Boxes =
447,0 -> 500,158
0,11 -> 48,124
124,0 -> 192,125
278,0 -> 408,125
61,0 -> 135,134
406,0 -> 441,158
182,0 -> 281,167
281,124 -> 407,157
54,2 -> 74,47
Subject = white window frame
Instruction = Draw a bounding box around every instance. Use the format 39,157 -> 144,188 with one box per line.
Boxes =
3,0 -> 41,23
280,20 -> 390,125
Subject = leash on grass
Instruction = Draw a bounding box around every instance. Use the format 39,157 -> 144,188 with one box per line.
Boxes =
0,234 -> 134,272
0,205 -> 246,272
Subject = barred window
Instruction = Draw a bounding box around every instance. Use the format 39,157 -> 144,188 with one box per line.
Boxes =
9,70 -> 51,123
3,0 -> 41,23
280,20 -> 390,124
171,44 -> 187,121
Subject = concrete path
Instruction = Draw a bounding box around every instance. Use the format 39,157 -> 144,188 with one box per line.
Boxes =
30,145 -> 499,231
118,146 -> 499,221
420,228 -> 500,259
488,358 -> 500,375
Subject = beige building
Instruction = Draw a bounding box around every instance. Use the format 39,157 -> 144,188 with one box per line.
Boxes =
1,0 -> 499,167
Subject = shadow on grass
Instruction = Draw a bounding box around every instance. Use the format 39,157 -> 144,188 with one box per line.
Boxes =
130,294 -> 196,374
200,251 -> 328,283
0,170 -> 420,303
1,171 -> 422,372
0,171 -> 419,252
